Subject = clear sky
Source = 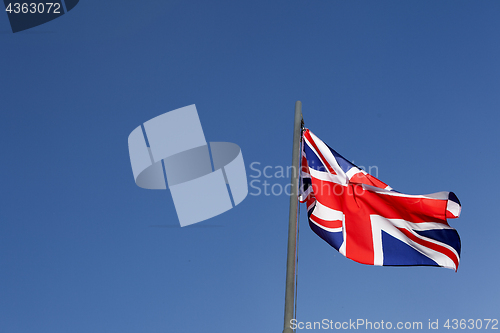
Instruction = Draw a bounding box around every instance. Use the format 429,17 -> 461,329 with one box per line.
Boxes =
1,1 -> 499,332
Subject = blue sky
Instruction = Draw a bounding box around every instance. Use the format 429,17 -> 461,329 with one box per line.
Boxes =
1,1 -> 499,332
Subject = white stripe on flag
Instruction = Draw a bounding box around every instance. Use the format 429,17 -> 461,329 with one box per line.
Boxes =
388,218 -> 454,231
312,201 -> 344,222
309,168 -> 347,186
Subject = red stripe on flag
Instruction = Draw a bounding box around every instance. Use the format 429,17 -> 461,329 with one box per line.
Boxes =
309,176 -> 451,224
348,172 -> 389,189
343,184 -> 375,265
361,190 -> 451,224
307,178 -> 344,211
310,214 -> 343,229
364,173 -> 389,189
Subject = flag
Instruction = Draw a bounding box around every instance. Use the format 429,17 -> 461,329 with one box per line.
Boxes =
299,129 -> 461,270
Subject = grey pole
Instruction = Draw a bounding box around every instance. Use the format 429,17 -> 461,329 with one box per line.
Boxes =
282,101 -> 302,333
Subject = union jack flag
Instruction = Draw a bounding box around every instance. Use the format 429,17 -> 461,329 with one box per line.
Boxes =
300,129 -> 461,271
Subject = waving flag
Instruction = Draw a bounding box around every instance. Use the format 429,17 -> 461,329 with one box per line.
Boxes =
299,129 -> 461,270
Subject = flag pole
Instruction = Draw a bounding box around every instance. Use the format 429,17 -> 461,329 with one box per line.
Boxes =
283,101 -> 302,333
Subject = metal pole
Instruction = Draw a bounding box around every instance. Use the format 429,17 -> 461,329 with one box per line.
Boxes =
283,101 -> 302,333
